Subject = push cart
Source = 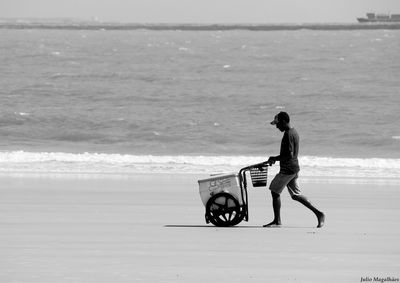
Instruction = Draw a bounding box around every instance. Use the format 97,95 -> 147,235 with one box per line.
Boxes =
198,161 -> 269,227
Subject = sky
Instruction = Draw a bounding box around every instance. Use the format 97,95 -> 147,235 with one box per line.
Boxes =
1,0 -> 400,23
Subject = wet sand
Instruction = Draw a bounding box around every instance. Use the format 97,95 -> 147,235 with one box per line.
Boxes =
1,174 -> 399,282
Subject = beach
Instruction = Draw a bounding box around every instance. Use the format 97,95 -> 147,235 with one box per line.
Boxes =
1,173 -> 399,283
1,26 -> 399,283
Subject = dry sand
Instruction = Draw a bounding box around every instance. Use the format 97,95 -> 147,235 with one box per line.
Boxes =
1,173 -> 399,283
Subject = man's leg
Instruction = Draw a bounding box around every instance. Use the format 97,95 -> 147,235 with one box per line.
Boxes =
263,191 -> 281,227
263,173 -> 292,227
288,176 -> 325,228
291,195 -> 325,228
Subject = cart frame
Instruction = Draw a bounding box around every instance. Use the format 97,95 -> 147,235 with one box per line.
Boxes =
202,161 -> 269,227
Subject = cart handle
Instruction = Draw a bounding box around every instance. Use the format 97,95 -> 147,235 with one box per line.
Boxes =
237,161 -> 270,222
238,160 -> 270,191
239,161 -> 271,172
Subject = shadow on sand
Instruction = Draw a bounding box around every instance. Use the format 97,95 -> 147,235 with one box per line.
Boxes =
164,225 -> 260,228
164,224 -> 316,229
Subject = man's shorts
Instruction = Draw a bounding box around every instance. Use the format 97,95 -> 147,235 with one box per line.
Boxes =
269,173 -> 302,197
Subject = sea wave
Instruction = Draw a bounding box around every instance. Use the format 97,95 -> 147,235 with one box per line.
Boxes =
0,151 -> 399,179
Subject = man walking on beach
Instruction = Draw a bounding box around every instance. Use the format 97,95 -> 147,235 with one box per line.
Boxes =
264,112 -> 325,228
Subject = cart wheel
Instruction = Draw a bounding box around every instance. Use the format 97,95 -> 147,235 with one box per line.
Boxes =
206,192 -> 244,227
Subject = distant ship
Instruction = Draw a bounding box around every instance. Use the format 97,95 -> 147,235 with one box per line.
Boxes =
357,13 -> 400,23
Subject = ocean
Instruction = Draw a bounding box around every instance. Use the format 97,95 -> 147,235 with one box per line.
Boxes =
1,27 -> 399,178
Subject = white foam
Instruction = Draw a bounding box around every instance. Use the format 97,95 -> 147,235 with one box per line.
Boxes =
0,151 -> 399,179
15,112 -> 30,116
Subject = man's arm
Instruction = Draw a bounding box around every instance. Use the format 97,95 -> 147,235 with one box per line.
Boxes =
267,152 -> 293,165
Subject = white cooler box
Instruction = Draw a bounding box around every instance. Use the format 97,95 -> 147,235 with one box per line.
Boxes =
198,173 -> 243,206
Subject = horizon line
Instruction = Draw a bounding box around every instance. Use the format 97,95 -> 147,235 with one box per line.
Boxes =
1,21 -> 400,31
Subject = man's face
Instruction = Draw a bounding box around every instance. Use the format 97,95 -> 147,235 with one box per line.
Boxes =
276,120 -> 286,132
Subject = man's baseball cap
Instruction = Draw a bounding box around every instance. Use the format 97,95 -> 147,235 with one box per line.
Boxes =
270,111 -> 290,125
